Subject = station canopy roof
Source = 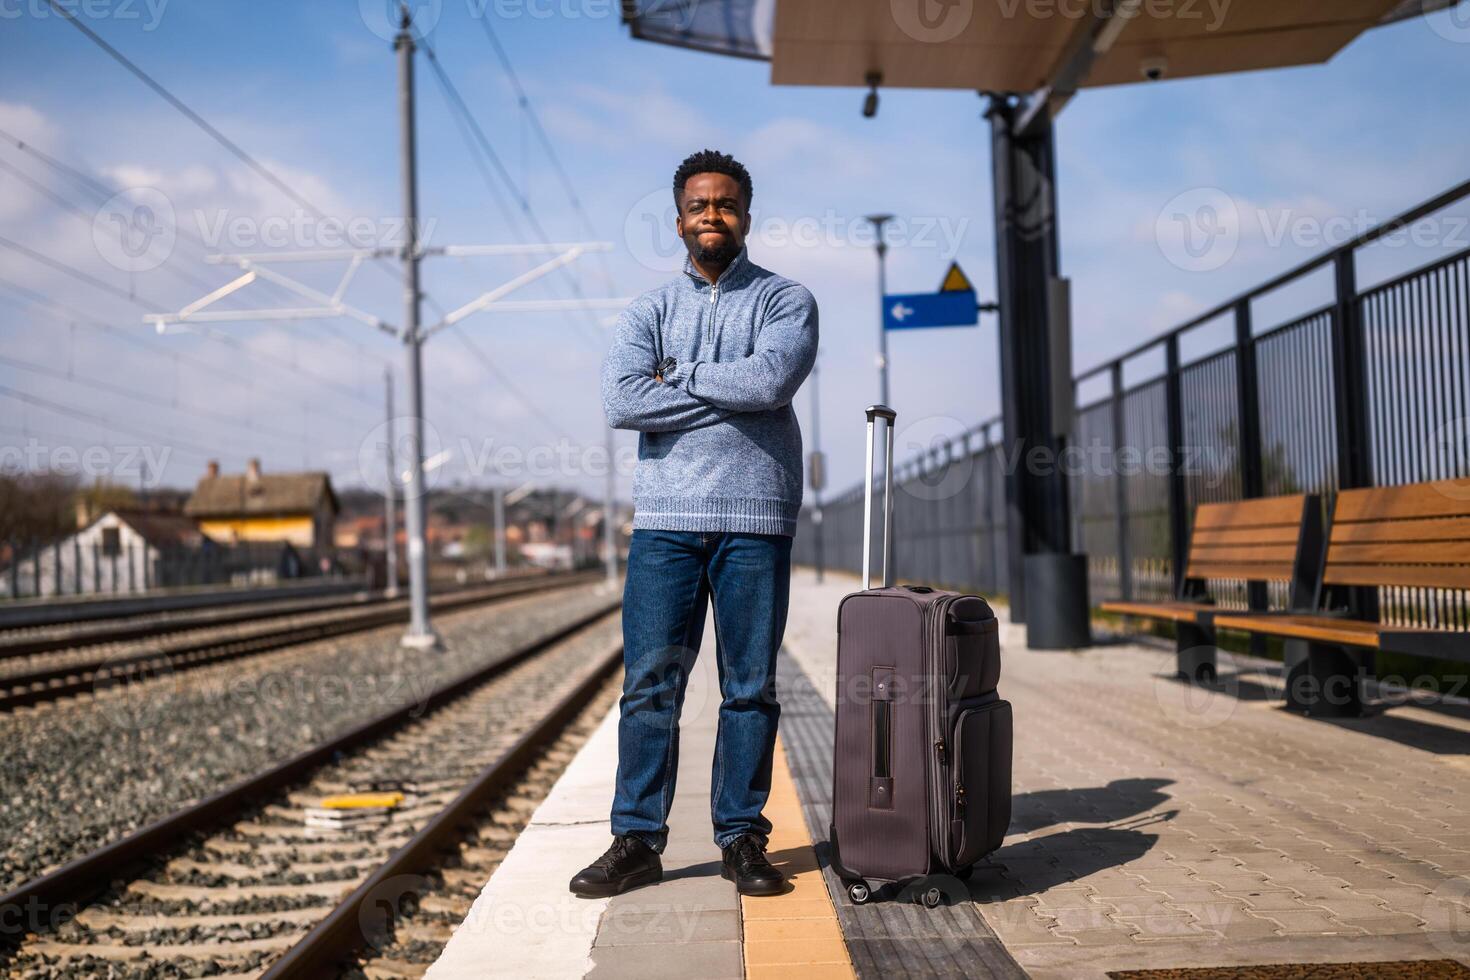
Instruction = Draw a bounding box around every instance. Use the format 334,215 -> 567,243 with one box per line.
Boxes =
621,0 -> 1449,93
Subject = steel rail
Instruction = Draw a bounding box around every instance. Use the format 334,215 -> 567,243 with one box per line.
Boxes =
261,633 -> 623,977
0,598 -> 620,922
0,572 -> 599,711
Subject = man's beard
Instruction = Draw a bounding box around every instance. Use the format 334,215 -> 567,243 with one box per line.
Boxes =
685,231 -> 741,266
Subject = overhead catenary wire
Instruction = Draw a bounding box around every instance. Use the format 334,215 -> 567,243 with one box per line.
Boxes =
37,4 -> 450,323
0,235 -> 382,412
0,383 -> 229,460
475,16 -> 619,297
0,274 -> 367,430
0,141 -> 394,370
0,351 -> 308,448
0,128 -> 396,383
416,36 -> 608,352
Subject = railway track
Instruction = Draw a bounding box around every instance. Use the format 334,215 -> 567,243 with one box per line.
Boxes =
0,573 -> 551,661
0,600 -> 624,979
0,571 -> 600,712
0,587 -> 384,662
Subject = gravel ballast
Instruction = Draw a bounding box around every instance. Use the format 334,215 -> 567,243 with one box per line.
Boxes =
0,581 -> 621,895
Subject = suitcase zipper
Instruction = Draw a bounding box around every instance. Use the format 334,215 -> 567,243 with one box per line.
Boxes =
926,594 -> 958,869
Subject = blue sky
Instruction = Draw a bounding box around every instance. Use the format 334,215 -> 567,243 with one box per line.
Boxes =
1,1 -> 1468,505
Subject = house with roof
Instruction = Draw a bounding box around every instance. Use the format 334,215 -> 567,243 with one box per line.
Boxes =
185,459 -> 339,551
5,508 -> 214,598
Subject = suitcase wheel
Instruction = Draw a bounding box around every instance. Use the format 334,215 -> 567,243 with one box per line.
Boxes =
917,885 -> 943,909
846,880 -> 871,905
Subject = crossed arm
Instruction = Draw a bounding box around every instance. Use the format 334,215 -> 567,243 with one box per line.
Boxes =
601,295 -> 734,432
600,285 -> 819,433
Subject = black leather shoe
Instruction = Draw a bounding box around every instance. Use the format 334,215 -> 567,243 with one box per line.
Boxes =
569,834 -> 663,898
720,834 -> 786,896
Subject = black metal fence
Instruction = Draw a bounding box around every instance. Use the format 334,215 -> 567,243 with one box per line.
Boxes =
793,179 -> 1470,633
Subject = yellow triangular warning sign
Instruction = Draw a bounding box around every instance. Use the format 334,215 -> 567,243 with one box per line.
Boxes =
940,262 -> 973,293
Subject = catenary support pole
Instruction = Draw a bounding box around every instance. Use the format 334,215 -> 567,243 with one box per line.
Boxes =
396,13 -> 438,649
383,367 -> 400,599
602,429 -> 617,584
494,484 -> 507,577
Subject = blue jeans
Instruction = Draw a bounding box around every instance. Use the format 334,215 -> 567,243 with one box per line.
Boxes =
611,528 -> 792,852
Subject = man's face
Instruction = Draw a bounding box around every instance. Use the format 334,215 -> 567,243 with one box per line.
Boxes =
675,172 -> 750,267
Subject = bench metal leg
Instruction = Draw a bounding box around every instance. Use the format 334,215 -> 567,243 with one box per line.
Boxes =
1176,621 -> 1216,683
1283,641 -> 1371,717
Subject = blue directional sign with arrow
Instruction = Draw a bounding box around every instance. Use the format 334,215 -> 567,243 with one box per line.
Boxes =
882,261 -> 982,330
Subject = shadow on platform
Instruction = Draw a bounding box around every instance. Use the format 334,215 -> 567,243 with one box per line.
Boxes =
1009,777 -> 1174,834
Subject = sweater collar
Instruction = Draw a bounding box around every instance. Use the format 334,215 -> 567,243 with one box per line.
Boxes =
683,243 -> 751,289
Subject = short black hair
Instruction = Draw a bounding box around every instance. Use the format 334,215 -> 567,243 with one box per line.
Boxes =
673,149 -> 753,210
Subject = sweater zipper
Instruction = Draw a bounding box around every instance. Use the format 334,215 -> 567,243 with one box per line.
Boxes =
706,282 -> 719,343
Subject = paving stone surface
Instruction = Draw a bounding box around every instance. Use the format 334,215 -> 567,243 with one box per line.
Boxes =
780,568 -> 1470,979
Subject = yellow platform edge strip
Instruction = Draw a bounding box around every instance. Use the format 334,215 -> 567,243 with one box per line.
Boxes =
740,736 -> 857,979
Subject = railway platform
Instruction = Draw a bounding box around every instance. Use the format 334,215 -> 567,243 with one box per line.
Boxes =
430,567 -> 1470,979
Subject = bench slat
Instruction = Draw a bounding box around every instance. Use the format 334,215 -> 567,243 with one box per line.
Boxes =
1193,495 -> 1307,530
1189,543 -> 1298,563
1330,516 -> 1470,544
1323,563 -> 1470,590
1098,601 -> 1211,623
1213,613 -> 1383,648
1186,561 -> 1296,582
1334,483 -> 1470,522
1190,525 -> 1301,546
1328,541 -> 1470,565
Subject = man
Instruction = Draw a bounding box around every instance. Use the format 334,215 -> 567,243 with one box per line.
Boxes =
570,149 -> 817,898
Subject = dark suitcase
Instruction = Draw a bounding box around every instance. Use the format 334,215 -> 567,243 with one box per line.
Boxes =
828,405 -> 1013,906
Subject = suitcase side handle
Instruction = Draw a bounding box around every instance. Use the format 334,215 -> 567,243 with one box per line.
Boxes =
862,403 -> 896,591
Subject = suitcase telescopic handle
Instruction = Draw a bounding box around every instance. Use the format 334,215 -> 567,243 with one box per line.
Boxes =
862,404 -> 896,591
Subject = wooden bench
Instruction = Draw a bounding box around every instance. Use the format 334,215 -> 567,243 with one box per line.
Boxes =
1214,480 -> 1470,717
1101,493 -> 1324,681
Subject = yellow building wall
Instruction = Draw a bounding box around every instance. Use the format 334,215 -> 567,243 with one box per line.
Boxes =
198,516 -> 315,548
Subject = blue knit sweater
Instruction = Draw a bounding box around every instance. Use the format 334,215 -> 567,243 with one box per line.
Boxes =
601,246 -> 818,537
